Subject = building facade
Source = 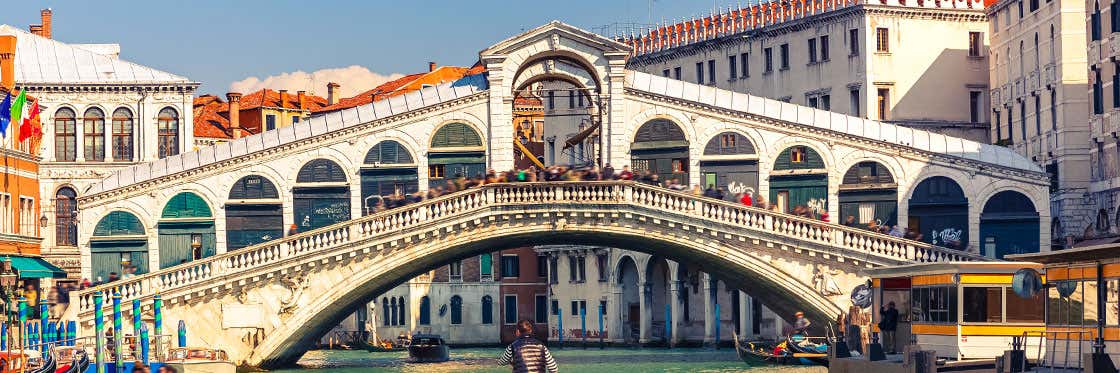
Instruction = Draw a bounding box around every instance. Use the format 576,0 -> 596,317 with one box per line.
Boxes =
194,89 -> 328,147
0,11 -> 199,283
626,0 -> 992,143
1085,0 -> 1120,243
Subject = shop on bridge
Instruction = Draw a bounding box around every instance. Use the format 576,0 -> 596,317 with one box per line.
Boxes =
907,176 -> 968,250
293,159 -> 351,233
428,123 -> 486,189
865,262 -> 1045,360
631,119 -> 689,185
979,191 -> 1040,259
769,146 -> 827,215
90,211 -> 148,281
699,132 -> 758,202
838,161 -> 897,229
158,192 -> 216,268
226,175 -> 284,251
361,140 -> 419,215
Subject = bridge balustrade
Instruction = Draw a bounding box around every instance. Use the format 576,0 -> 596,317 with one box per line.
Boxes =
72,181 -> 987,318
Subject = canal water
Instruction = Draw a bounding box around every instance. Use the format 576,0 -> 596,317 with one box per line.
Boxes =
272,347 -> 828,372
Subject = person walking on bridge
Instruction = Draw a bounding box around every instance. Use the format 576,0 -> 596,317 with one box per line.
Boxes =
497,319 -> 558,373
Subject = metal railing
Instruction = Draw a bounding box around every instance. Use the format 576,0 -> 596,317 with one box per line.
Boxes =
69,181 -> 987,321
1022,330 -> 1093,372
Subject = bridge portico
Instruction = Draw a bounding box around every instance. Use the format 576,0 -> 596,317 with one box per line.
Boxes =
64,21 -> 1050,368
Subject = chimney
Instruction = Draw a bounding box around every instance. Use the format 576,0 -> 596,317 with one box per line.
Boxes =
227,92 -> 243,139
429,61 -> 437,72
327,82 -> 340,105
41,9 -> 51,39
0,35 -> 16,91
370,93 -> 377,104
278,89 -> 288,109
297,90 -> 307,110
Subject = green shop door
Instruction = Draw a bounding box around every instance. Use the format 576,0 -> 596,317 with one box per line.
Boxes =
769,174 -> 828,213
90,240 -> 148,282
158,221 -> 216,268
293,186 -> 352,233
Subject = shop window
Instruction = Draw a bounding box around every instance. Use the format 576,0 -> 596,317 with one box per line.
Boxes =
911,286 -> 957,323
962,287 -> 1003,323
428,165 -> 445,179
791,146 -> 806,163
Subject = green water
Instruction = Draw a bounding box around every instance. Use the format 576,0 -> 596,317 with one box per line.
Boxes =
271,347 -> 828,372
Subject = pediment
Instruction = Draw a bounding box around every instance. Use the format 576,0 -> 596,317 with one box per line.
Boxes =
480,20 -> 631,57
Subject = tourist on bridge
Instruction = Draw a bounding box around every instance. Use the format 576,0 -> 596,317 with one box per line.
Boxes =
497,319 -> 558,373
792,311 -> 811,336
879,301 -> 900,354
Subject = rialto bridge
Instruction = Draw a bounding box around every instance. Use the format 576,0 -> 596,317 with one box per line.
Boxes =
61,22 -> 1048,368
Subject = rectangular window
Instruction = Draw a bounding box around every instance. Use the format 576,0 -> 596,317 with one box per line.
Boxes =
1035,96 -> 1042,135
596,254 -> 608,282
791,146 -> 806,163
1018,0 -> 1024,18
1006,288 -> 1044,323
568,255 -> 578,282
1007,107 -> 1014,142
696,62 -> 704,84
1029,0 -> 1038,11
740,53 -> 749,77
820,35 -> 830,60
501,255 -> 520,278
808,97 -> 818,108
18,197 -> 33,237
969,91 -> 982,123
910,286 -> 958,323
764,48 -> 773,72
779,44 -> 790,69
548,91 -> 555,109
877,88 -> 890,120
549,257 -> 558,284
876,28 -> 890,52
708,59 -> 716,84
849,29 -> 860,56
570,300 -> 587,316
673,67 -> 682,80
1020,102 -> 1027,140
1051,90 -> 1058,130
1114,66 -> 1120,108
481,253 -> 492,279
536,255 -> 548,278
0,194 -> 10,234
672,158 -> 688,173
728,55 -> 738,80
292,115 -> 300,124
808,38 -> 818,63
535,295 -> 548,323
428,164 -> 445,179
662,69 -> 671,77
968,32 -> 982,57
504,295 -> 518,324
821,94 -> 831,110
449,260 -> 462,281
962,287 -> 1003,322
850,89 -> 860,117
265,114 -> 276,131
577,92 -> 584,107
569,90 -> 576,108
551,299 -> 560,315
995,111 -> 1003,140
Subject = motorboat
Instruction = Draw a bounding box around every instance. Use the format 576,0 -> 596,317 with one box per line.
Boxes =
406,334 -> 449,363
163,348 -> 236,373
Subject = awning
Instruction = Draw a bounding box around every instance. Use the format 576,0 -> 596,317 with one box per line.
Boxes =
7,256 -> 67,279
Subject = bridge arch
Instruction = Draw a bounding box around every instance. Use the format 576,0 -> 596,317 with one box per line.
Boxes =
89,210 -> 149,281
769,143 -> 830,215
979,190 -> 1040,259
225,175 -> 283,251
508,49 -> 605,92
631,118 -> 692,185
699,130 -> 760,201
838,161 -> 899,230
157,192 -> 216,269
512,59 -> 600,94
292,159 -> 351,233
359,140 -> 420,215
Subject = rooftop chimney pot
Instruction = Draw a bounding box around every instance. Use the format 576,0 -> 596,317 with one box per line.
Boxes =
278,89 -> 288,109
429,62 -> 437,72
227,92 -> 243,139
41,9 -> 52,39
0,35 -> 17,91
297,90 -> 307,111
327,82 -> 340,105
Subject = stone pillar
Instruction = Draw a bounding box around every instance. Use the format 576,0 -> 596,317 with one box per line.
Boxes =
703,273 -> 717,344
611,288 -> 624,343
670,280 -> 684,345
739,291 -> 750,338
639,281 -> 653,343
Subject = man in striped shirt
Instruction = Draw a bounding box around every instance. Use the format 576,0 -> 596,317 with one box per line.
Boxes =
497,319 -> 558,373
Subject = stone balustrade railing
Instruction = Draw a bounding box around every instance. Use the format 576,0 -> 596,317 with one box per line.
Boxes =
70,181 -> 986,319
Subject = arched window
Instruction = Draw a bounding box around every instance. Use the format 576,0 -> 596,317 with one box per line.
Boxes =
418,296 -> 431,325
1005,47 -> 1012,83
54,108 -> 76,162
1098,209 -> 1111,233
481,295 -> 493,324
397,296 -> 406,326
1018,41 -> 1025,77
157,107 -> 180,158
1033,33 -> 1040,73
390,297 -> 398,326
112,108 -> 134,161
54,187 -> 77,246
382,298 -> 390,326
450,295 -> 463,325
82,108 -> 105,161
1049,25 -> 1056,63
91,211 -> 148,282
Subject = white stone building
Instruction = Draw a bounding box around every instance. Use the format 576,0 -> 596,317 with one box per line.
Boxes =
625,0 -> 992,143
1085,0 -> 1120,242
0,15 -> 197,281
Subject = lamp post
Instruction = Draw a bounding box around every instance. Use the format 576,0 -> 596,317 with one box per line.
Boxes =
0,257 -> 16,352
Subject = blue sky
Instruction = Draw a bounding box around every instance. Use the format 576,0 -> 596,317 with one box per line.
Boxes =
4,1 -> 731,95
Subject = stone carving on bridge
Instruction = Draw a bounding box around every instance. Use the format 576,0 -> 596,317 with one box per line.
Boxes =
812,264 -> 843,297
277,274 -> 310,316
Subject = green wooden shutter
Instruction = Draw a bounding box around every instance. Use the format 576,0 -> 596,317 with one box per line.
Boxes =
480,253 -> 492,276
161,193 -> 212,219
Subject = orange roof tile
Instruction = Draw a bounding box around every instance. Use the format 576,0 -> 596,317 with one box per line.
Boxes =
193,89 -> 330,139
314,65 -> 480,114
239,89 -> 328,111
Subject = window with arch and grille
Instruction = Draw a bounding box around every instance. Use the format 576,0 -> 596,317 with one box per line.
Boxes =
397,296 -> 405,326
112,108 -> 134,161
55,187 -> 78,246
157,107 -> 179,159
382,298 -> 390,326
54,108 -> 77,162
419,296 -> 431,325
1098,209 -> 1111,234
481,295 -> 493,324
450,295 -> 463,325
83,108 -> 106,161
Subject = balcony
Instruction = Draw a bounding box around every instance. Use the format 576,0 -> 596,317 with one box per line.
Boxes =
1111,35 -> 1120,59
1013,77 -> 1025,99
1002,83 -> 1012,103
1043,63 -> 1057,88
990,89 -> 1002,108
1090,41 -> 1101,63
1027,70 -> 1041,93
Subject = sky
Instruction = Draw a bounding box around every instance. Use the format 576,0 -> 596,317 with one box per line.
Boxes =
3,1 -> 733,96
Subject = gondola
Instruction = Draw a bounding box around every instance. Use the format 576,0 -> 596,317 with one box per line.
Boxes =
359,339 -> 406,353
53,346 -> 88,373
732,331 -> 829,366
28,349 -> 54,373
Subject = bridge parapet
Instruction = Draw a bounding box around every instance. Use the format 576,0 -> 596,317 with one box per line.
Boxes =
67,181 -> 986,323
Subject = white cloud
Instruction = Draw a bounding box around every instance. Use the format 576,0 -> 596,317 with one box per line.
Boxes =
229,65 -> 405,98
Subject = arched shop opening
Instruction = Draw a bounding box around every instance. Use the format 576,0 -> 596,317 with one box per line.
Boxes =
769,146 -> 828,216
631,119 -> 690,185
90,211 -> 147,281
699,132 -> 758,202
838,161 -> 898,229
361,140 -> 419,215
980,191 -> 1040,258
907,176 -> 968,249
617,256 -> 640,343
293,159 -> 351,233
226,175 -> 283,251
158,192 -> 216,268
428,123 -> 486,189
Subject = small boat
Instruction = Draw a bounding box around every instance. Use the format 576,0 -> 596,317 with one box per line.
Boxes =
407,334 -> 449,363
164,347 -> 236,373
28,349 -> 55,373
361,339 -> 406,353
732,331 -> 828,366
0,351 -> 28,373
53,346 -> 88,373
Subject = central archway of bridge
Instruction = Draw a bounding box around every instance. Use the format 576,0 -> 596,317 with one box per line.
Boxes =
64,181 -> 983,368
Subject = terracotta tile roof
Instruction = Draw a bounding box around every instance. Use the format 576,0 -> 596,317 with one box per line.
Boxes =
239,89 -> 328,111
314,65 -> 482,113
192,89 -> 329,139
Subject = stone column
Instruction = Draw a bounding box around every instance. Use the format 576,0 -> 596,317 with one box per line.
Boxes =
739,291 -> 750,338
669,279 -> 684,345
611,288 -> 624,343
703,273 -> 717,344
639,281 -> 653,343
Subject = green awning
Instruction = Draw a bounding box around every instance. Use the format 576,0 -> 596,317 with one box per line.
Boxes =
7,256 -> 67,279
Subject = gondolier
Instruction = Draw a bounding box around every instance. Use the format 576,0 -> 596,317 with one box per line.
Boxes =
497,320 -> 558,373
792,312 -> 811,336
